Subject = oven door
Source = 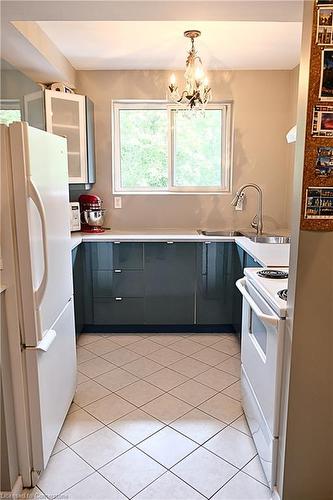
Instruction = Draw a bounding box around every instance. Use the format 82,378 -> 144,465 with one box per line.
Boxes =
236,278 -> 285,437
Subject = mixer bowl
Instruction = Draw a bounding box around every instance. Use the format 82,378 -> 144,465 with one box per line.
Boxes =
83,209 -> 106,227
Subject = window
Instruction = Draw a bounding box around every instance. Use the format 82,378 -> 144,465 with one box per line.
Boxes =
0,99 -> 21,125
112,101 -> 233,193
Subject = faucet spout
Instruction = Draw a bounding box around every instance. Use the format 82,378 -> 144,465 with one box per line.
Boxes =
231,183 -> 263,235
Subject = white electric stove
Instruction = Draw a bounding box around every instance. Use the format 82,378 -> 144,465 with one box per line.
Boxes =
236,267 -> 288,490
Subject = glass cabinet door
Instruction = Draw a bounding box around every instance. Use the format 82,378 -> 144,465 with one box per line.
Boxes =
23,91 -> 45,130
45,90 -> 87,183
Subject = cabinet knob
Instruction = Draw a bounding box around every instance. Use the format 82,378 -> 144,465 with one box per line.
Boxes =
114,269 -> 122,273
115,297 -> 123,301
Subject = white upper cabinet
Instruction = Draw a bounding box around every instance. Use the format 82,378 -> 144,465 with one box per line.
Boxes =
24,90 -> 96,186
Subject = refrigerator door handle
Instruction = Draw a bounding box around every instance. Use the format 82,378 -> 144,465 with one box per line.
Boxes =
25,329 -> 57,352
28,179 -> 49,307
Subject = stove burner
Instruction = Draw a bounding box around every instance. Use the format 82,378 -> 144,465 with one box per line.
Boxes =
277,289 -> 288,301
257,269 -> 288,279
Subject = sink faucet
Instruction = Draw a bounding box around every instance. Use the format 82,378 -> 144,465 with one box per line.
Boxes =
231,183 -> 263,235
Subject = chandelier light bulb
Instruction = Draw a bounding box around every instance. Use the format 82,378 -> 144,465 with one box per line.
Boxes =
167,30 -> 212,111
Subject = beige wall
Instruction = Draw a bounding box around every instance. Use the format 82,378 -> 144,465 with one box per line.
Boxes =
76,69 -> 297,232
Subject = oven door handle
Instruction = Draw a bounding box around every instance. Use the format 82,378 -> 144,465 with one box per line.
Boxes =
236,278 -> 279,328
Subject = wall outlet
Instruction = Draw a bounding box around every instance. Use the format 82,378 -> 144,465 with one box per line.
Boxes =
114,196 -> 122,209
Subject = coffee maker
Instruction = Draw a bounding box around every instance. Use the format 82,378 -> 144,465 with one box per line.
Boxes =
79,194 -> 106,233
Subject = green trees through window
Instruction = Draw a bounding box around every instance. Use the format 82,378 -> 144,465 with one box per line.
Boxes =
113,102 -> 232,193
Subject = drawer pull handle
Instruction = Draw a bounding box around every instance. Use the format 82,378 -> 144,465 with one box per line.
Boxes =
114,241 -> 120,244
166,241 -> 174,244
115,297 -> 123,301
205,241 -> 212,244
114,269 -> 122,273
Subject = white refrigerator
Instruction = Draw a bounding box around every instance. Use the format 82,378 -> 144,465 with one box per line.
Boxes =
1,122 -> 77,486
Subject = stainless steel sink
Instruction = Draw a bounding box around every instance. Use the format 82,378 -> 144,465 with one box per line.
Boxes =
198,230 -> 245,237
198,230 -> 290,243
248,235 -> 291,244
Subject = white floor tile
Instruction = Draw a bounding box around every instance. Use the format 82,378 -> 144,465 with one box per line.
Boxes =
146,347 -> 185,366
94,367 -> 138,392
74,380 -> 110,407
85,394 -> 136,424
76,346 -> 97,364
100,447 -> 166,498
78,357 -> 115,378
71,427 -> 131,469
68,402 -> 81,415
138,427 -> 198,468
102,347 -> 141,367
77,334 -> 102,347
230,414 -> 251,436
191,334 -> 223,346
122,357 -> 163,378
85,339 -> 120,356
194,367 -> 238,392
144,367 -> 188,391
59,409 -> 104,446
169,357 -> 210,378
242,455 -> 269,486
116,380 -> 163,407
37,448 -> 93,497
109,408 -> 164,445
170,408 -> 226,444
169,338 -> 204,355
213,339 -> 241,356
61,471 -> 126,499
109,334 -> 143,346
149,334 -> 181,346
205,426 -> 257,469
51,438 -> 67,456
172,447 -> 237,498
211,471 -> 272,499
191,348 -> 230,367
216,357 -> 241,378
128,339 -> 162,355
20,486 -> 46,499
77,372 -> 90,385
134,472 -> 205,499
222,380 -> 241,401
170,379 -> 217,406
199,393 -> 243,424
141,393 -> 192,424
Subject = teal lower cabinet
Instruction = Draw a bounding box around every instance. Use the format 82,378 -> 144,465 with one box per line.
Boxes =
71,245 -> 85,336
81,241 -> 259,331
196,242 -> 234,325
144,242 -> 196,325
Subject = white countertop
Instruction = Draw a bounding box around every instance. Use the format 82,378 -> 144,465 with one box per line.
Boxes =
70,229 -> 290,267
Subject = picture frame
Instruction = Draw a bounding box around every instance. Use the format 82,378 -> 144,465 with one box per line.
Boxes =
317,0 -> 333,5
312,105 -> 333,135
317,7 -> 333,45
305,187 -> 333,219
315,146 -> 333,176
319,49 -> 333,100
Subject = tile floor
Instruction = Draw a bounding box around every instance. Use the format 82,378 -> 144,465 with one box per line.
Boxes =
24,333 -> 272,499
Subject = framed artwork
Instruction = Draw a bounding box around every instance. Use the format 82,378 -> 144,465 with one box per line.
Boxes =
305,187 -> 333,219
312,105 -> 333,135
317,7 -> 333,44
319,49 -> 333,100
317,0 -> 333,5
315,146 -> 333,176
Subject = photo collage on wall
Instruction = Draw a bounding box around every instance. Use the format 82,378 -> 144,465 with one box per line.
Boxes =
305,187 -> 333,218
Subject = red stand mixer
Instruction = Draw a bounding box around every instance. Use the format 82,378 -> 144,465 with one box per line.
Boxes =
79,194 -> 106,233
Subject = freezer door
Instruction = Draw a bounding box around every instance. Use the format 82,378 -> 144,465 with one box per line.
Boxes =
9,122 -> 73,345
25,299 -> 77,472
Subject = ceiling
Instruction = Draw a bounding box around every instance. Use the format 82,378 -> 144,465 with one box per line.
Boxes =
36,20 -> 302,71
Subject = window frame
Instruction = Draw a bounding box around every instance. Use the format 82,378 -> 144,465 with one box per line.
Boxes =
112,99 -> 233,195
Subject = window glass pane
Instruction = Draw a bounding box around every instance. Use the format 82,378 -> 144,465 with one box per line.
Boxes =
119,109 -> 168,189
0,109 -> 21,125
173,110 -> 222,187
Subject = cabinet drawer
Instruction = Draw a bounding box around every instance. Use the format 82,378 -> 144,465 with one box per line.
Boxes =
92,270 -> 144,298
90,242 -> 144,270
93,298 -> 145,324
113,242 -> 144,270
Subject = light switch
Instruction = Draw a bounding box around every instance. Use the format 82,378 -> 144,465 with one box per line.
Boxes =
114,196 -> 122,209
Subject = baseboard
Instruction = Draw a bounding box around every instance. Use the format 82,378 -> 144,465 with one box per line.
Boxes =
82,324 -> 236,334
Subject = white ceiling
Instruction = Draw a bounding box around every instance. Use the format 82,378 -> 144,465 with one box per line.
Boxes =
36,21 -> 302,70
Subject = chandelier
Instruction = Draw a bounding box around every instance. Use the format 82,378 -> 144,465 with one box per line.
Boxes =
168,30 -> 212,111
